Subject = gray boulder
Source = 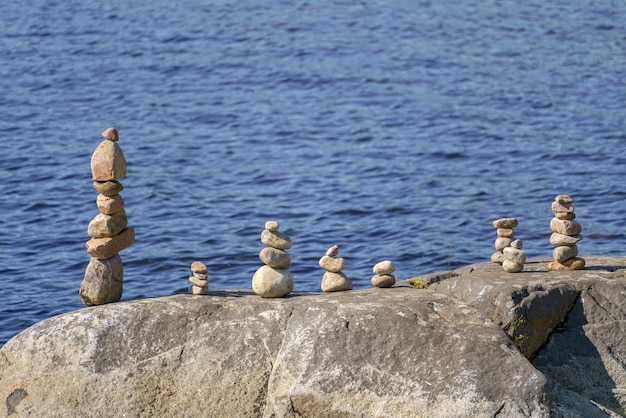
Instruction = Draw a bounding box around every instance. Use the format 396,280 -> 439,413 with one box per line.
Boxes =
2,256 -> 626,417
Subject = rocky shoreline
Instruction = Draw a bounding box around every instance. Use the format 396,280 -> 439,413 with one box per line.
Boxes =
1,256 -> 626,417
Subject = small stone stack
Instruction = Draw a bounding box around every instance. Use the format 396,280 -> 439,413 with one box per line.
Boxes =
502,239 -> 526,273
547,195 -> 585,271
80,127 -> 135,306
319,245 -> 353,292
189,261 -> 209,294
252,221 -> 294,298
491,218 -> 518,264
371,260 -> 396,288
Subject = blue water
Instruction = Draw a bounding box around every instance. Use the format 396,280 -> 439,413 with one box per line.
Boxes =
1,0 -> 625,346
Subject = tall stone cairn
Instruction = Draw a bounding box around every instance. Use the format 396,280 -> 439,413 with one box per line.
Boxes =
189,261 -> 209,295
79,127 -> 135,306
491,217 -> 518,264
319,245 -> 353,292
252,221 -> 294,298
547,194 -> 585,271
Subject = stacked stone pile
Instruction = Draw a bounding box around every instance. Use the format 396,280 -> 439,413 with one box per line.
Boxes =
252,221 -> 294,298
319,245 -> 353,292
491,217 -> 518,264
79,127 -> 135,306
189,261 -> 209,295
371,260 -> 396,288
547,195 -> 585,271
502,239 -> 526,273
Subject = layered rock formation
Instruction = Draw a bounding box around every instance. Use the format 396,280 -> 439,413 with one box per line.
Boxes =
3,256 -> 626,417
491,217 -> 518,264
252,221 -> 293,298
370,259 -> 397,288
548,194 -> 585,271
79,128 -> 135,306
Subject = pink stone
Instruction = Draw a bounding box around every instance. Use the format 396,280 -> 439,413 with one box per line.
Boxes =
86,227 -> 135,259
96,194 -> 125,215
101,127 -> 119,142
496,228 -> 515,238
91,140 -> 127,181
79,255 -> 123,306
554,211 -> 576,220
93,180 -> 123,196
551,201 -> 574,213
191,261 -> 207,274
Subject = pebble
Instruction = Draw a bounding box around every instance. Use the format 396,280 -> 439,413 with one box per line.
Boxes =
510,239 -> 523,249
87,210 -> 128,238
373,260 -> 395,275
96,194 -> 125,215
502,259 -> 524,273
259,247 -> 291,269
503,247 -> 527,265
554,211 -> 576,220
496,228 -> 515,238
260,229 -> 292,250
79,255 -> 123,306
549,232 -> 583,246
321,271 -> 353,292
494,237 -> 513,251
91,140 -> 127,181
319,255 -> 346,273
553,245 -> 578,263
492,218 -> 518,228
547,257 -> 586,271
550,218 -> 582,236
371,274 -> 396,288
102,127 -> 119,142
319,245 -> 352,292
93,180 -> 124,196
325,245 -> 339,257
265,220 -> 280,232
86,227 -> 135,259
253,221 -> 294,298
252,265 -> 294,298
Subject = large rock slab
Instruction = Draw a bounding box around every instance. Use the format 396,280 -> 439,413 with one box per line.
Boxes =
2,287 -> 551,417
427,255 -> 626,416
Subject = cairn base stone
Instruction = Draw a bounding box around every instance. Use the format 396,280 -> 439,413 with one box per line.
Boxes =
547,257 -> 586,271
79,255 -> 123,306
252,265 -> 293,298
371,274 -> 396,288
321,271 -> 353,292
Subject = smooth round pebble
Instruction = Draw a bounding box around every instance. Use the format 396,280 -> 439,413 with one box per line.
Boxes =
321,271 -> 353,292
325,245 -> 339,257
502,259 -> 523,273
371,274 -> 396,288
265,221 -> 280,232
252,265 -> 294,298
373,260 -> 395,275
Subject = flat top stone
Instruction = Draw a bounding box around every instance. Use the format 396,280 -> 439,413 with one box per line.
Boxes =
101,127 -> 119,142
492,217 -> 518,228
191,261 -> 207,273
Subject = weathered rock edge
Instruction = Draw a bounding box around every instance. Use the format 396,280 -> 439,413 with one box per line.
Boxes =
1,256 -> 625,417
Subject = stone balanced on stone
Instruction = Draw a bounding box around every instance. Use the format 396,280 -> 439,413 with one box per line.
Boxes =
319,245 -> 353,292
502,239 -> 526,273
252,221 -> 294,298
371,260 -> 397,288
547,195 -> 585,271
491,217 -> 518,264
80,127 -> 135,306
189,261 -> 209,295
